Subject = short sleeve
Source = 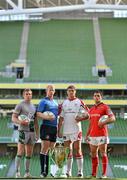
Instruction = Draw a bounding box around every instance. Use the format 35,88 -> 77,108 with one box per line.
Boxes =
105,105 -> 114,117
80,99 -> 89,111
37,99 -> 46,113
13,104 -> 22,115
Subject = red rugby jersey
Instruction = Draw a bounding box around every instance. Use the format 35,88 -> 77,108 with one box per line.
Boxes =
88,102 -> 114,137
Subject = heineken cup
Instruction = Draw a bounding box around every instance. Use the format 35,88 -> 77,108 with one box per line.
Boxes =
49,143 -> 68,177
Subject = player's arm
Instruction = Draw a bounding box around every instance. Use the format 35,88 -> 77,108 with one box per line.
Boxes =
75,112 -> 89,122
34,115 -> 39,140
85,121 -> 91,143
98,115 -> 115,128
104,115 -> 115,125
37,112 -> 54,121
58,116 -> 64,138
12,113 -> 21,125
12,104 -> 29,126
37,100 -> 54,121
75,101 -> 90,122
98,106 -> 116,128
12,113 -> 29,126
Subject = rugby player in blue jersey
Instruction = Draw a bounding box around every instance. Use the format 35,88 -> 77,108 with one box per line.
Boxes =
37,85 -> 58,177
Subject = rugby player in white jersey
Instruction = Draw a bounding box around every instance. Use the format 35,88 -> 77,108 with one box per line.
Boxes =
58,85 -> 89,177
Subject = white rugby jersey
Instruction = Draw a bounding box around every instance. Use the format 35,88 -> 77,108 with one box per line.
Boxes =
60,98 -> 87,134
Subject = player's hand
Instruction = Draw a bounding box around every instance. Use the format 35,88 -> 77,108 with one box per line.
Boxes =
35,134 -> 39,141
98,121 -> 105,128
42,114 -> 55,121
58,131 -> 63,138
20,120 -> 29,126
47,115 -> 55,121
85,136 -> 90,144
75,116 -> 81,122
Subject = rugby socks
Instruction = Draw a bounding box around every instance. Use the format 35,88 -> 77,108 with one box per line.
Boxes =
92,156 -> 99,176
25,156 -> 31,173
66,155 -> 73,176
102,155 -> 108,176
40,153 -> 49,176
46,154 -> 49,175
75,154 -> 83,175
15,155 -> 22,172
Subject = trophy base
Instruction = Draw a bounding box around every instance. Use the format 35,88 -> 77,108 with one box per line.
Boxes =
54,173 -> 67,178
54,168 -> 67,178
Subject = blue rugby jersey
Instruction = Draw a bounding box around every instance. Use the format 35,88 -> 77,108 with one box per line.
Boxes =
37,97 -> 58,127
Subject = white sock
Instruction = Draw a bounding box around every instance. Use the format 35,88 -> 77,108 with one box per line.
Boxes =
67,158 -> 73,174
15,155 -> 22,172
76,158 -> 83,174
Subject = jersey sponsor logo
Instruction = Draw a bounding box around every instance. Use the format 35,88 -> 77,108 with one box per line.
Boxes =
65,111 -> 76,114
28,112 -> 35,120
91,114 -> 100,117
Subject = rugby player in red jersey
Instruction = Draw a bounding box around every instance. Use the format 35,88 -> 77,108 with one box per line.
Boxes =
86,91 -> 115,178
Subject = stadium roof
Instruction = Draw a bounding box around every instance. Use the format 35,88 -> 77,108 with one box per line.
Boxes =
0,0 -> 127,20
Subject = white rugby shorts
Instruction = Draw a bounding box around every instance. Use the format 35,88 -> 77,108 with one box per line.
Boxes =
63,131 -> 82,142
87,136 -> 109,146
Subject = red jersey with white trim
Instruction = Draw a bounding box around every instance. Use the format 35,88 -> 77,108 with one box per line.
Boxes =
89,102 -> 114,137
60,98 -> 88,134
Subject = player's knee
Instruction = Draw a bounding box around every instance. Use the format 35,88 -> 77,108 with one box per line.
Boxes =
91,151 -> 98,158
68,152 -> 73,159
17,149 -> 24,156
74,152 -> 83,159
17,154 -> 23,158
100,152 -> 107,157
25,156 -> 31,159
74,148 -> 82,155
41,147 -> 49,154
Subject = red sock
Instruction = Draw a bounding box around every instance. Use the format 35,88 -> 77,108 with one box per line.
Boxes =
102,155 -> 108,176
92,157 -> 99,176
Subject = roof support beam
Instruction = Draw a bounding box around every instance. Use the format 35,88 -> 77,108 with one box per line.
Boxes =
6,0 -> 18,9
0,2 -> 127,16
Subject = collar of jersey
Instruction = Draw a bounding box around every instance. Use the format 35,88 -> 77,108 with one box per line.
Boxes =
94,102 -> 103,107
68,97 -> 77,101
45,96 -> 53,100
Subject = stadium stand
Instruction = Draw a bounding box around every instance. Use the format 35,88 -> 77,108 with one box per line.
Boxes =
109,155 -> 127,178
0,156 -> 12,177
0,117 -> 13,137
99,19 -> 127,83
27,20 -> 97,83
0,22 -> 23,81
0,19 -> 127,83
109,118 -> 127,137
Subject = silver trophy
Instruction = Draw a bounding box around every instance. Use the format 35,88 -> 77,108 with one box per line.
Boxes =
49,143 -> 68,177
